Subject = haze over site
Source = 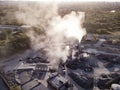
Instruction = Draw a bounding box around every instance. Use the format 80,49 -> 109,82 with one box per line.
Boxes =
14,2 -> 86,64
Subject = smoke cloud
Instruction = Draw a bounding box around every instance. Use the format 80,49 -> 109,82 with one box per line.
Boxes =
15,2 -> 86,64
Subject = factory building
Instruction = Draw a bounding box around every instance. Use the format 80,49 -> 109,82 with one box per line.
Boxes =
36,64 -> 49,71
14,62 -> 36,71
47,74 -> 69,90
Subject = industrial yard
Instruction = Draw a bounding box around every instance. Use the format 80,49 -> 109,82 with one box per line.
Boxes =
0,34 -> 120,90
0,1 -> 120,90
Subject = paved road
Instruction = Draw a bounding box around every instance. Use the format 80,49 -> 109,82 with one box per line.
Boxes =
83,48 -> 120,57
0,25 -> 31,31
0,49 -> 33,73
0,25 -> 20,30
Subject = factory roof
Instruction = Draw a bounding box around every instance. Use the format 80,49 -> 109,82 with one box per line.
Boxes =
31,83 -> 49,90
48,74 -> 68,89
22,79 -> 48,90
36,64 -> 49,71
14,62 -> 36,70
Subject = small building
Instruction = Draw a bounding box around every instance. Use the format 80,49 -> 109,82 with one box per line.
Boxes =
22,79 -> 49,90
85,34 -> 94,41
95,39 -> 106,47
111,84 -> 120,90
47,74 -> 68,90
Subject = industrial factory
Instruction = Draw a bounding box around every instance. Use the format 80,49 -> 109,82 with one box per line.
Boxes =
0,34 -> 119,90
0,2 -> 120,90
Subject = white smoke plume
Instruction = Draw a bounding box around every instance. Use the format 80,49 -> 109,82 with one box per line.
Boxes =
15,2 -> 86,64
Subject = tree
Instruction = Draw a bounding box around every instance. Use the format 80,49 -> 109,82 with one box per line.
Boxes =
8,33 -> 30,54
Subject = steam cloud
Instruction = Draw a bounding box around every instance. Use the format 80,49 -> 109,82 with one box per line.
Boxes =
15,2 -> 86,64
